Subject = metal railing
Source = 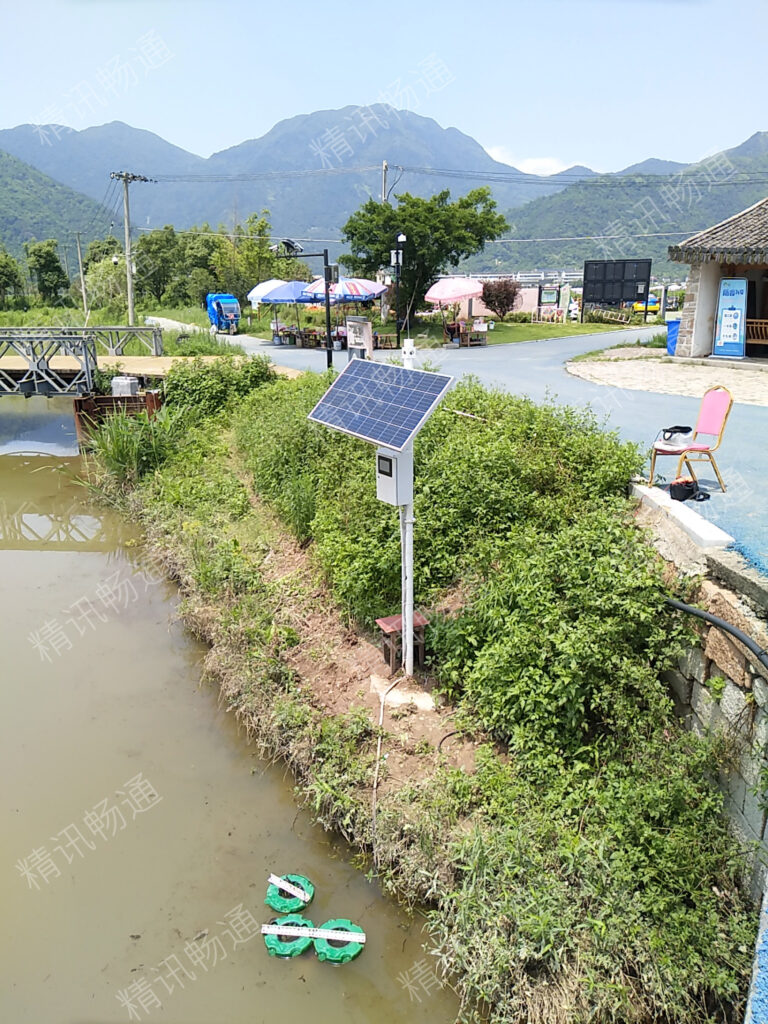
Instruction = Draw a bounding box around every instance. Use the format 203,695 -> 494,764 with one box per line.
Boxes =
0,326 -> 164,395
0,325 -> 163,356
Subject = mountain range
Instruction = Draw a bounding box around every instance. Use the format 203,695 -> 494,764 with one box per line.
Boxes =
0,107 -> 767,274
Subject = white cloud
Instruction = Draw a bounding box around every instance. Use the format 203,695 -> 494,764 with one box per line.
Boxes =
484,146 -> 571,177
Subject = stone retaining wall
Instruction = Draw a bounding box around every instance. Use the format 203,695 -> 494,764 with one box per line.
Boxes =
664,579 -> 768,899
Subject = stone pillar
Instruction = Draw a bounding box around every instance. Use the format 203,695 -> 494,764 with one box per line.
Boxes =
674,263 -> 700,357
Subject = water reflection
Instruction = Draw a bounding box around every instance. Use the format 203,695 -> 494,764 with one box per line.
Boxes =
0,395 -> 78,456
0,456 -> 135,551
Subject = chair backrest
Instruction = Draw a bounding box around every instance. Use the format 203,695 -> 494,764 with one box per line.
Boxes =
694,386 -> 733,440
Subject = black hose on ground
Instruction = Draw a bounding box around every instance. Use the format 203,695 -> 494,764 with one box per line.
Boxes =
665,597 -> 768,673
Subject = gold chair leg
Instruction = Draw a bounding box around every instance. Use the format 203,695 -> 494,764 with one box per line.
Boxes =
709,454 -> 727,492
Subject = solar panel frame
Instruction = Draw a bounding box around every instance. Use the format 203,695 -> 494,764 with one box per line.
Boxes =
307,360 -> 453,451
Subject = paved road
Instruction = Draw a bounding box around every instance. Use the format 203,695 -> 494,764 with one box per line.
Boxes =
239,329 -> 768,574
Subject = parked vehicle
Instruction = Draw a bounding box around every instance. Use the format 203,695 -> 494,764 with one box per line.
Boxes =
206,293 -> 241,334
632,294 -> 660,314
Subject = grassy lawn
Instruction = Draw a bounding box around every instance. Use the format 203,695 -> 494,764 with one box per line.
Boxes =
412,319 -> 629,347
140,305 -> 210,328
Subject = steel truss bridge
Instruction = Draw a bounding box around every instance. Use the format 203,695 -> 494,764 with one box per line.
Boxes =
0,327 -> 163,396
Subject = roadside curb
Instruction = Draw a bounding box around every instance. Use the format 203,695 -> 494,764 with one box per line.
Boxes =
671,355 -> 768,373
630,482 -> 734,549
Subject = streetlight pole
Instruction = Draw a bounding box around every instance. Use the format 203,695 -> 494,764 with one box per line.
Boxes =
323,248 -> 333,371
392,232 -> 406,350
272,240 -> 335,370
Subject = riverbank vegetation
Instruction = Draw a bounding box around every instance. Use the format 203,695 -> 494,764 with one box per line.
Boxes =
84,356 -> 757,1024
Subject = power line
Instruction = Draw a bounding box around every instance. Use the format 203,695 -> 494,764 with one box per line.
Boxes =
147,163 -> 768,190
153,166 -> 378,183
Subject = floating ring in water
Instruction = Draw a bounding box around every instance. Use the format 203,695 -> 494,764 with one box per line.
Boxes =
314,918 -> 365,964
265,873 -> 315,913
263,915 -> 314,958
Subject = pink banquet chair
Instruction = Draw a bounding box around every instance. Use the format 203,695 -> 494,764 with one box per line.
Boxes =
648,385 -> 733,492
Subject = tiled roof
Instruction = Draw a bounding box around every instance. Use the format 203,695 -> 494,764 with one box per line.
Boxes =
668,196 -> 768,264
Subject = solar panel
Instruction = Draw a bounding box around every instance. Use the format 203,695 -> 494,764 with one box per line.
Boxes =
308,360 -> 453,451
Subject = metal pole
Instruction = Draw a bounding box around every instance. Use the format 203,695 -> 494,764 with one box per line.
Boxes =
75,232 -> 88,318
120,175 -> 135,326
403,498 -> 414,676
381,160 -> 388,203
323,248 -> 333,370
395,259 -> 401,350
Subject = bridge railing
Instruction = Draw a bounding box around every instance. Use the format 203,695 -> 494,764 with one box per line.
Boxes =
0,326 -> 163,357
0,326 -> 164,395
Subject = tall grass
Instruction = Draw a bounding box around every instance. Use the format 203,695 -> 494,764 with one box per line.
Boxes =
85,406 -> 186,487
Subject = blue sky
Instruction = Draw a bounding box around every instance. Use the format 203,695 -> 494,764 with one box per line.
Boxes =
0,0 -> 764,173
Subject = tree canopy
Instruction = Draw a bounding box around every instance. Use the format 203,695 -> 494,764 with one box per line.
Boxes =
340,188 -> 508,317
0,249 -> 24,307
481,278 -> 522,320
25,239 -> 68,303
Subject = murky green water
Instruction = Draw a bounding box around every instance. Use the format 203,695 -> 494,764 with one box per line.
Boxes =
0,398 -> 458,1024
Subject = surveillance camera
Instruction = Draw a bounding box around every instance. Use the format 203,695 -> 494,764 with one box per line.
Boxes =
268,243 -> 280,253
111,255 -> 120,265
282,238 -> 304,255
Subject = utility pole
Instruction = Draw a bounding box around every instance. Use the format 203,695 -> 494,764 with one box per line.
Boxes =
381,160 -> 388,203
110,171 -> 153,326
74,232 -> 88,318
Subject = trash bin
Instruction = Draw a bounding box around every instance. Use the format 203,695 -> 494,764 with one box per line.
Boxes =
666,319 -> 681,356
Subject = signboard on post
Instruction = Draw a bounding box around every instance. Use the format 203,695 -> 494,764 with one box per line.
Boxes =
346,316 -> 374,359
713,278 -> 747,359
582,259 -> 652,306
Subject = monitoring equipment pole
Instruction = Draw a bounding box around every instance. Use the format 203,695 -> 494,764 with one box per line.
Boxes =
308,361 -> 452,677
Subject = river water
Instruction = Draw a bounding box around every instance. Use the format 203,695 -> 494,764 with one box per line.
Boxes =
0,397 -> 458,1024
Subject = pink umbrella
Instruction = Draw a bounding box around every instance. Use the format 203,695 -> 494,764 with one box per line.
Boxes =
425,277 -> 485,304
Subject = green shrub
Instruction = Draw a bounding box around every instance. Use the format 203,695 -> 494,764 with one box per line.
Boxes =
163,354 -> 274,417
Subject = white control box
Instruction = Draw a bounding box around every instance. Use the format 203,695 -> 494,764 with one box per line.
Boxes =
111,375 -> 139,397
376,445 -> 413,506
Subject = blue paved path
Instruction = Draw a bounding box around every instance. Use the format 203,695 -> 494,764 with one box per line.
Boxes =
250,329 -> 768,575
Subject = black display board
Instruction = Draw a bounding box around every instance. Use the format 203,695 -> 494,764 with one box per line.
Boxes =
582,259 -> 652,306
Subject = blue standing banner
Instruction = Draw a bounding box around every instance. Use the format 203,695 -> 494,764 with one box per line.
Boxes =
713,277 -> 747,359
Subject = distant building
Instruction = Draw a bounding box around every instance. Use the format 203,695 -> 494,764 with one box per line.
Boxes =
669,198 -> 768,358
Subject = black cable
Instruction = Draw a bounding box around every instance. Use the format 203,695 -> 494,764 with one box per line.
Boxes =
665,597 -> 768,672
437,730 -> 460,752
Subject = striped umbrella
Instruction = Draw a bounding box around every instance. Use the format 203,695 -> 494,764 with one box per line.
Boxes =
302,277 -> 387,302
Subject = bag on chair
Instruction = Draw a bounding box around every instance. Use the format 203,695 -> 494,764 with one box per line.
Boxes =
661,424 -> 693,442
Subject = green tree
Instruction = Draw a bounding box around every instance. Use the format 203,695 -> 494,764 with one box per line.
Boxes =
134,225 -> 180,302
25,239 -> 69,303
83,236 -> 121,273
341,188 -> 508,319
85,256 -> 127,310
0,249 -> 25,306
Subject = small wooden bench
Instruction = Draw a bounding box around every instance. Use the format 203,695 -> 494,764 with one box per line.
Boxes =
375,612 -> 429,674
746,320 -> 768,347
375,334 -> 399,349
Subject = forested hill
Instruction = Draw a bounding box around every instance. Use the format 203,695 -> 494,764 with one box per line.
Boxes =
462,132 -> 768,273
0,149 -> 110,257
0,110 -> 592,253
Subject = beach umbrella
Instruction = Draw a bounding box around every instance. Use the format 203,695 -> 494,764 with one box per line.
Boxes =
247,278 -> 286,306
260,280 -> 318,332
302,276 -> 387,302
424,277 -> 485,304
